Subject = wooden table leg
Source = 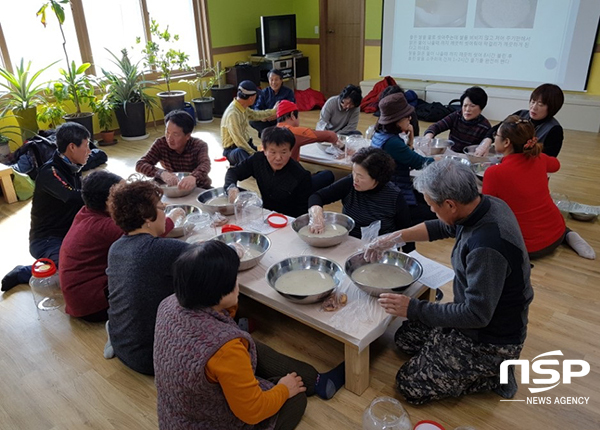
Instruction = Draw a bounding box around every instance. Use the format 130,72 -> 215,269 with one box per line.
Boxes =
0,168 -> 18,204
344,343 -> 369,395
418,287 -> 435,302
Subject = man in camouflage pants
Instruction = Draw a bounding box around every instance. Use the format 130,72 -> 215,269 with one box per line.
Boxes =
366,158 -> 533,405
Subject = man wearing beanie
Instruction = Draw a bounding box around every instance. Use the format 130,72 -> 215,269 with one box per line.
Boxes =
276,100 -> 343,162
221,80 -> 278,165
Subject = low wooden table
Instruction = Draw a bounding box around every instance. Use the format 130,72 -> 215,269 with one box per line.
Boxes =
236,225 -> 432,395
163,190 -> 435,395
0,164 -> 18,204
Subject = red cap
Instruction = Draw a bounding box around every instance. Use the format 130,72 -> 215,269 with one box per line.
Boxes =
277,100 -> 298,118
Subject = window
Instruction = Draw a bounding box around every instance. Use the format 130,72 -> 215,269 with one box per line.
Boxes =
1,2 -> 81,79
82,0 -> 145,74
0,0 -> 211,79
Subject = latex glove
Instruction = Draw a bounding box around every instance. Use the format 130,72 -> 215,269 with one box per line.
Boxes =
160,171 -> 178,186
474,138 -> 492,157
227,187 -> 240,204
178,175 -> 196,190
308,205 -> 325,234
364,231 -> 406,262
166,207 -> 186,227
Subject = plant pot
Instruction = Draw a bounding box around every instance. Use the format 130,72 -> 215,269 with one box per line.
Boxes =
64,112 -> 94,137
13,107 -> 39,141
183,102 -> 197,123
99,130 -> 116,146
211,85 -> 235,118
157,90 -> 186,116
192,97 -> 214,123
115,102 -> 149,140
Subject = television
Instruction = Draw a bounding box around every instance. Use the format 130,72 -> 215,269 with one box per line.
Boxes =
257,14 -> 297,57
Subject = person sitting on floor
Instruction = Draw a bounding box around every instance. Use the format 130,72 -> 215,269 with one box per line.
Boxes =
318,84 -> 363,136
154,240 -> 345,430
476,83 -> 565,157
135,109 -> 212,189
59,171 -> 182,323
372,92 -> 436,225
308,147 -> 414,252
423,86 -> 491,154
482,115 -> 595,260
250,69 -> 295,137
276,100 -> 343,161
2,122 -> 91,292
221,80 -> 279,165
367,158 -> 534,405
104,179 -> 190,375
225,126 -> 333,218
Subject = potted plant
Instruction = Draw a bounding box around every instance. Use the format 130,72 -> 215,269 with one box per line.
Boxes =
0,59 -> 57,141
37,0 -> 97,136
184,60 -> 228,123
36,101 -> 66,129
137,19 -> 190,115
102,48 -> 158,140
94,95 -> 116,146
210,61 -> 234,118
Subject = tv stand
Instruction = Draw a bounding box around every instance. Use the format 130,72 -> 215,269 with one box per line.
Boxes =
249,52 -> 309,90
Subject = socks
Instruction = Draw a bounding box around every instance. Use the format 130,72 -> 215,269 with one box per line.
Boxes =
103,321 -> 115,359
315,362 -> 345,400
1,266 -> 25,292
565,232 -> 596,259
493,366 -> 518,399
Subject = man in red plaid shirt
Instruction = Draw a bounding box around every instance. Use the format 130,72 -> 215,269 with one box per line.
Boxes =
136,110 -> 211,189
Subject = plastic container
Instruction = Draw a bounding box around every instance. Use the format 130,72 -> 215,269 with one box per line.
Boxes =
234,191 -> 264,230
362,396 -> 412,430
183,212 -> 215,244
29,258 -> 63,311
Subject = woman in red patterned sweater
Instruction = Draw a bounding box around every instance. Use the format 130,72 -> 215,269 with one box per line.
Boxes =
482,115 -> 595,260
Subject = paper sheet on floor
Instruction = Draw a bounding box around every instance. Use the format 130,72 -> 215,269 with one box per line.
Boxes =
407,250 -> 454,290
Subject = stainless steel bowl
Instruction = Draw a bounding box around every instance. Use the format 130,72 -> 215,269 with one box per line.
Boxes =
471,161 -> 498,180
214,231 -> 271,271
292,212 -> 355,248
165,204 -> 202,237
197,187 -> 236,215
463,145 -> 502,164
266,255 -> 344,304
160,172 -> 195,198
441,155 -> 472,167
429,138 -> 453,155
345,250 -> 423,296
570,212 -> 599,222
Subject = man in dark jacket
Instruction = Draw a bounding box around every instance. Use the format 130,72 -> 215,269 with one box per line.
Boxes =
2,122 -> 91,291
224,126 -> 312,218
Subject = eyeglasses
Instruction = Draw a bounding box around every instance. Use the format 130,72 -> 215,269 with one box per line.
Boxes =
493,132 -> 504,139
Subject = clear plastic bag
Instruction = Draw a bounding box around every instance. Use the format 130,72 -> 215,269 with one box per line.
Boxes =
344,136 -> 370,158
360,220 -> 381,251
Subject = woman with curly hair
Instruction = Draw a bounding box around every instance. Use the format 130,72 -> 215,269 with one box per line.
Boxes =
307,147 -> 414,252
104,179 -> 191,375
482,115 -> 595,260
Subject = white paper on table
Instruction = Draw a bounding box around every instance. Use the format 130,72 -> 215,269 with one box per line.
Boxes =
242,211 -> 295,235
407,250 -> 454,290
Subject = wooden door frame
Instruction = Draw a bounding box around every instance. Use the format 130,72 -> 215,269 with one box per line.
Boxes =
319,0 -> 365,96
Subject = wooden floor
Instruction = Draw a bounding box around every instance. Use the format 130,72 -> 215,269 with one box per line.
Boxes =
0,111 -> 598,430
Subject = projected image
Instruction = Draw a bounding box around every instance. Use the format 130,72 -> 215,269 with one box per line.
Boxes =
414,0 -> 468,28
475,0 -> 538,28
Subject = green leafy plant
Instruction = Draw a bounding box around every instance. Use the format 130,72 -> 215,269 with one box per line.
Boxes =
136,19 -> 190,93
37,0 -> 97,117
94,95 -> 114,132
0,59 -> 58,115
36,102 -> 66,128
101,48 -> 158,114
182,60 -> 228,99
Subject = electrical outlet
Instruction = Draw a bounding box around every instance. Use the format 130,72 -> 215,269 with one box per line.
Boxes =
314,25 -> 319,35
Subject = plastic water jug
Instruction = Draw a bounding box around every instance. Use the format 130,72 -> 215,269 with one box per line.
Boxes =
234,191 -> 263,230
29,258 -> 63,311
362,396 -> 412,430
